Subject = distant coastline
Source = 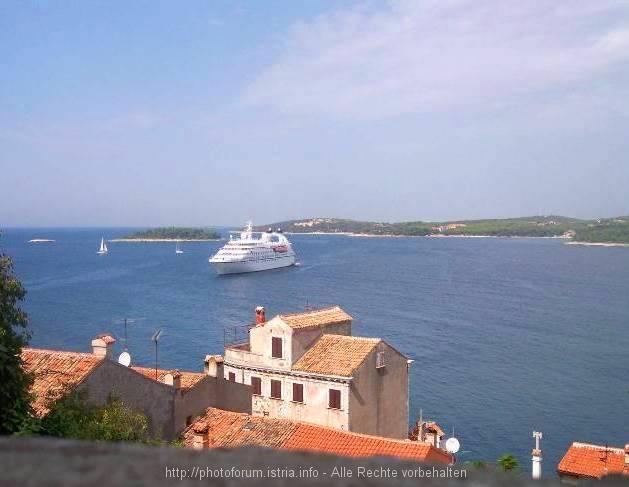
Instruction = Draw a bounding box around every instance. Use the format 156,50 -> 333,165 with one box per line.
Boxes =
260,216 -> 629,245
110,238 -> 221,242
565,241 -> 629,248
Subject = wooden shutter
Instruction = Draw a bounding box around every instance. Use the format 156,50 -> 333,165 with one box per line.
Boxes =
329,389 -> 341,409
251,376 -> 261,395
270,379 -> 282,399
292,383 -> 304,403
271,337 -> 283,358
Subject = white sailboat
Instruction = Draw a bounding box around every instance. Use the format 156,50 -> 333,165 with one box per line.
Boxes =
175,240 -> 184,254
97,237 -> 108,255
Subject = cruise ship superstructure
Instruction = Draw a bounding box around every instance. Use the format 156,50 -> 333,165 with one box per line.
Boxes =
208,222 -> 296,275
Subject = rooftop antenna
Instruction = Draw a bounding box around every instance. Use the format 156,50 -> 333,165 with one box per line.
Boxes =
151,328 -> 164,380
115,317 -> 143,367
445,426 -> 460,465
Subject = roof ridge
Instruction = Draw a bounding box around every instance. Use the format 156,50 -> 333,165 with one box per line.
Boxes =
22,347 -> 102,359
130,365 -> 204,376
319,334 -> 381,342
572,442 -> 625,453
279,305 -> 343,318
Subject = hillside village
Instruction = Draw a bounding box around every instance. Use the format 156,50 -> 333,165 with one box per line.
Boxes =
18,304 -> 628,482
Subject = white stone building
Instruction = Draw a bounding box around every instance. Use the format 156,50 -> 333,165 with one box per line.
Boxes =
221,306 -> 410,439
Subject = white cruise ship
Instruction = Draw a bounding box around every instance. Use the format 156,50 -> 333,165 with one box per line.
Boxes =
208,222 -> 296,275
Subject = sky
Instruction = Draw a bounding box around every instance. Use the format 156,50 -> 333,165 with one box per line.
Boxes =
1,0 -> 629,226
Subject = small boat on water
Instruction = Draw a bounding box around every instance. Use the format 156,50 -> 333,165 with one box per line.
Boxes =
97,237 -> 108,255
208,221 -> 296,275
175,241 -> 184,254
28,239 -> 55,243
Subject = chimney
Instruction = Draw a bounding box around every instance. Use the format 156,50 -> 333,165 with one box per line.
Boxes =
192,423 -> 209,450
204,355 -> 224,377
91,333 -> 116,359
164,370 -> 181,389
531,431 -> 543,480
255,306 -> 266,325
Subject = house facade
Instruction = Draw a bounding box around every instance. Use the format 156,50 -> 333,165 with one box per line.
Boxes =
22,333 -> 251,439
222,306 -> 410,439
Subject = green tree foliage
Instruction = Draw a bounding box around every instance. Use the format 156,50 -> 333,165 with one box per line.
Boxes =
39,391 -> 150,442
261,216 -> 584,237
0,239 -> 33,434
497,453 -> 519,472
573,218 -> 629,243
122,227 -> 220,240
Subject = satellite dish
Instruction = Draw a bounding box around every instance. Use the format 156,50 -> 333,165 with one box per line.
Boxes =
445,437 -> 460,454
118,351 -> 131,367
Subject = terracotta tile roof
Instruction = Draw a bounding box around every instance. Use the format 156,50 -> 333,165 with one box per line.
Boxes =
292,334 -> 380,376
277,306 -> 352,330
183,408 -> 452,464
557,442 -> 629,479
182,408 -> 298,449
285,423 -> 453,464
21,348 -> 104,416
130,366 -> 206,391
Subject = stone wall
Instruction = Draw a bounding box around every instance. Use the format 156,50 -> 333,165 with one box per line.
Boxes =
348,341 -> 408,439
2,437 -> 626,487
80,361 -> 177,439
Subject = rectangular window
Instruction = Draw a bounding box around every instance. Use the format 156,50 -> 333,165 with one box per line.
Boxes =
329,389 -> 341,409
376,351 -> 386,368
228,372 -> 236,382
292,383 -> 304,403
251,376 -> 261,396
271,337 -> 283,358
270,379 -> 282,399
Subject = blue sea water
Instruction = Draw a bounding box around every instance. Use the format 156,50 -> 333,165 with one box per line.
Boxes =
2,227 -> 628,473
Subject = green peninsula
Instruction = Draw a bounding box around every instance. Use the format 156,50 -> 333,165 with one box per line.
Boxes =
259,216 -> 629,244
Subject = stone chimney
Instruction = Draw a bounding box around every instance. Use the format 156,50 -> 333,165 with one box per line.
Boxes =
164,370 -> 181,389
255,306 -> 266,325
192,423 -> 209,450
204,355 -> 224,377
531,431 -> 543,480
91,333 -> 116,359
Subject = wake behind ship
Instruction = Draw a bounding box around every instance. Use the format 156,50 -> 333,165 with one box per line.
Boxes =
209,222 -> 296,275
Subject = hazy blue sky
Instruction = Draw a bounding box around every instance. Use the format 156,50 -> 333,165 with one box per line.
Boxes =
1,0 -> 628,226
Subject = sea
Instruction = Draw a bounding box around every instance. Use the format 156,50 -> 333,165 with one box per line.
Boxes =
2,227 -> 628,473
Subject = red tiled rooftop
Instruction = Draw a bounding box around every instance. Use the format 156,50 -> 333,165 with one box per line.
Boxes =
292,334 -> 380,377
130,366 -> 205,391
183,408 -> 452,464
277,306 -> 353,330
183,409 -> 298,449
557,442 -> 629,479
21,348 -> 104,416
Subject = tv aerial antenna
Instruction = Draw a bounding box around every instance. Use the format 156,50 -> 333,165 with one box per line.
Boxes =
114,317 -> 144,367
151,328 -> 164,380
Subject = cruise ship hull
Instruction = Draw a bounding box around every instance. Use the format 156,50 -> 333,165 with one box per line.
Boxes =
210,254 -> 296,275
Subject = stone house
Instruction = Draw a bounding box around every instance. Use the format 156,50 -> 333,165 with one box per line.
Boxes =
22,333 -> 251,439
222,306 -> 410,439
